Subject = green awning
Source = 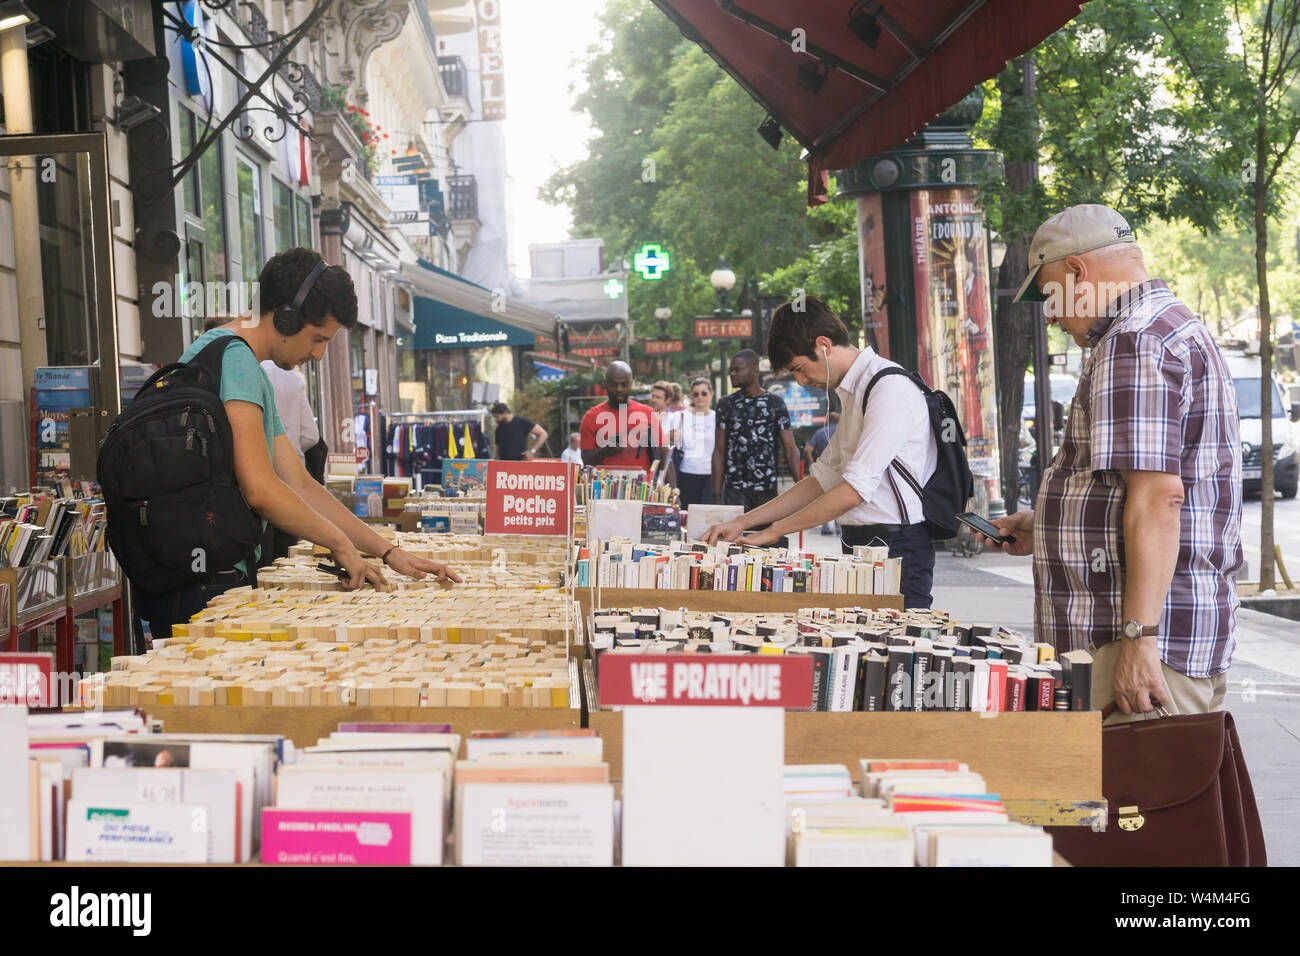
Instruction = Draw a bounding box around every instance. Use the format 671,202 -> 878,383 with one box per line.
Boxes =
409,295 -> 536,350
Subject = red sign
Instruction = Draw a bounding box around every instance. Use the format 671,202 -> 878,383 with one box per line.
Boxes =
598,654 -> 811,708
644,339 -> 684,354
694,317 -> 754,339
0,652 -> 55,707
571,346 -> 619,358
485,461 -> 574,536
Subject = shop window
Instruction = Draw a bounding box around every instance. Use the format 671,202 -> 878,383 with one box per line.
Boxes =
272,178 -> 295,253
236,154 -> 264,283
179,107 -> 227,291
295,193 -> 313,246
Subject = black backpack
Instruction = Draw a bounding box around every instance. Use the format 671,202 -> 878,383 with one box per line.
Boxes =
97,335 -> 265,595
861,366 -> 974,539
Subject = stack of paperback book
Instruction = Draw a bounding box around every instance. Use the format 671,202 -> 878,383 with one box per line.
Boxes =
575,538 -> 901,594
588,605 -> 1094,712
90,628 -> 574,710
785,759 -> 1053,866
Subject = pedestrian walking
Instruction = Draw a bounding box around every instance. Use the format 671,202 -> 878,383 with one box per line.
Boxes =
676,377 -> 717,509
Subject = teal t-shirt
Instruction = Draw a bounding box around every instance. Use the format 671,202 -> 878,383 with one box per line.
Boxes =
180,328 -> 287,574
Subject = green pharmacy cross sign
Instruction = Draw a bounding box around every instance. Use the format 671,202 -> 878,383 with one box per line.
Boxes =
603,278 -> 625,299
633,244 -> 671,281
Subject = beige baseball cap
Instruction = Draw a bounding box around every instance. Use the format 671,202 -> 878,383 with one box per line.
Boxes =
1013,204 -> 1136,303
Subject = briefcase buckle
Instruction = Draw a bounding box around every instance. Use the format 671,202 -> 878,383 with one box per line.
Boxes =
1117,805 -> 1145,831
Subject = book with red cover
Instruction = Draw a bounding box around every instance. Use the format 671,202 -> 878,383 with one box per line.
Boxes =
689,565 -> 701,589
1006,673 -> 1027,712
1029,674 -> 1055,711
984,661 -> 1007,713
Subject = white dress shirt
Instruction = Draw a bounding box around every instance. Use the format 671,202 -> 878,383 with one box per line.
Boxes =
809,347 -> 937,526
561,446 -> 584,465
261,360 -> 320,461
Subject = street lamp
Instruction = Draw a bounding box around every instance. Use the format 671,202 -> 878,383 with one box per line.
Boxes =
709,256 -> 737,395
653,300 -> 672,377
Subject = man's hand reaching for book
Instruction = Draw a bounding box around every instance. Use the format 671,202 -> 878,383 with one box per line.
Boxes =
384,547 -> 464,585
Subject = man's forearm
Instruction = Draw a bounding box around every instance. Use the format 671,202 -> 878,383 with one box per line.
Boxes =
248,480 -> 350,554
1121,494 -> 1182,626
735,477 -> 826,530
297,478 -> 392,557
767,480 -> 861,537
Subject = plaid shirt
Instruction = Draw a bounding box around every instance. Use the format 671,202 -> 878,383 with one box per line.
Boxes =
1033,280 -> 1243,677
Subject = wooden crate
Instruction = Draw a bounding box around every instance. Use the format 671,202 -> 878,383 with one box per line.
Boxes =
144,705 -> 580,752
588,710 -> 1101,801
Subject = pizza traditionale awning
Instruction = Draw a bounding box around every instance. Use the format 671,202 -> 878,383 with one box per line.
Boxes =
648,0 -> 1084,203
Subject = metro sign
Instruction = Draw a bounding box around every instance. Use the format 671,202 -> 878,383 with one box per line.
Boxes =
644,339 -> 683,354
694,317 -> 753,339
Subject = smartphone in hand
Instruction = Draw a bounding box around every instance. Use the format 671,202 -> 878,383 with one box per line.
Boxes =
955,511 -> 1012,546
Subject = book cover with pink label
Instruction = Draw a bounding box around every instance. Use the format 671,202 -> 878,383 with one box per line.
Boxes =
260,809 -> 412,865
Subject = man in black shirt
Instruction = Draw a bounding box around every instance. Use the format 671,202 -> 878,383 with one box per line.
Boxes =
490,402 -> 548,460
713,350 -> 801,521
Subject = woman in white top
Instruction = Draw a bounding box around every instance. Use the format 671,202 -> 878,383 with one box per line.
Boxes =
675,377 -> 717,508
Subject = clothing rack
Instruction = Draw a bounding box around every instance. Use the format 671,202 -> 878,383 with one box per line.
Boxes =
381,409 -> 491,488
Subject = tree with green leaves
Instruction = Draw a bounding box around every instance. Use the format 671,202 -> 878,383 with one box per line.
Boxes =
542,0 -> 859,385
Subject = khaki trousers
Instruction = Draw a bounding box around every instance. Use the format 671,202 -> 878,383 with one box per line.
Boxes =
1089,640 -> 1227,727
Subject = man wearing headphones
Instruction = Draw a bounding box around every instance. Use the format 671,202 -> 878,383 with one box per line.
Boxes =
136,248 -> 461,640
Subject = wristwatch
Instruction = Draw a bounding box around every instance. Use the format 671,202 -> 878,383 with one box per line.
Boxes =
1121,620 -> 1158,641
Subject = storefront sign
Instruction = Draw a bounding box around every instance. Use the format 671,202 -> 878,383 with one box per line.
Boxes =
485,461 -> 573,535
643,339 -> 683,354
598,654 -> 812,708
0,652 -> 55,707
571,346 -> 619,358
694,317 -> 753,339
477,0 -> 507,120
410,296 -> 534,350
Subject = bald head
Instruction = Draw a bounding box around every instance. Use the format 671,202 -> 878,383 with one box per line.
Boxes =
604,361 -> 633,407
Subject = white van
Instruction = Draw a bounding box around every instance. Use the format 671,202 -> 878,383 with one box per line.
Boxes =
1223,351 -> 1299,499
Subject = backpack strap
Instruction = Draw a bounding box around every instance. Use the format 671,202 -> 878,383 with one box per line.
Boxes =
187,333 -> 256,394
860,365 -> 929,525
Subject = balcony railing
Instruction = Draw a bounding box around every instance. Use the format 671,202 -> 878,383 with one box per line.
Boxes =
437,55 -> 467,98
243,3 -> 269,46
447,174 -> 478,221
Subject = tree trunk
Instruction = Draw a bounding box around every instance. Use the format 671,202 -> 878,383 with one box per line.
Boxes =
1255,120 -> 1276,589
993,58 -> 1040,506
1213,285 -> 1224,337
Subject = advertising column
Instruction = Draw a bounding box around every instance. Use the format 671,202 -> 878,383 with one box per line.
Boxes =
908,188 -> 1001,495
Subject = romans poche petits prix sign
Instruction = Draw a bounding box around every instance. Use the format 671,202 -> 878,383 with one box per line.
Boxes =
598,654 -> 812,708
485,461 -> 574,536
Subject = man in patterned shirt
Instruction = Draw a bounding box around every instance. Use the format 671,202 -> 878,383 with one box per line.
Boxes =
712,350 -> 801,519
979,205 -> 1243,724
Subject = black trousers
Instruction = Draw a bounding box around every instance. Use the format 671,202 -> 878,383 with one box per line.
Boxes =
724,484 -> 788,549
133,570 -> 247,642
841,522 -> 935,609
677,472 -> 713,509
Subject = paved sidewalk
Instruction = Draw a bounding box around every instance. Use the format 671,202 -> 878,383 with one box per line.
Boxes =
799,527 -> 1300,864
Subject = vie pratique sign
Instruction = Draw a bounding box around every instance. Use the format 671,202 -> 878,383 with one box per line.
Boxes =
599,654 -> 812,708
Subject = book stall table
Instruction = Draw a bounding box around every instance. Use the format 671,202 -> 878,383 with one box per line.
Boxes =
580,589 -> 1106,832
66,550 -> 126,664
2,558 -> 70,669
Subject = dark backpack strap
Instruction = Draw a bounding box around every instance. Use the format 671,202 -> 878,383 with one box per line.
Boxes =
860,365 -> 930,415
188,333 -> 256,394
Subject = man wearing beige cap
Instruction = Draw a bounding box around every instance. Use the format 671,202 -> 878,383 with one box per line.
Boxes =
977,204 -> 1243,724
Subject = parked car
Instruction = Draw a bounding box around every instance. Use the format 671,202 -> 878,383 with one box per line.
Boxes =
1224,351 -> 1299,499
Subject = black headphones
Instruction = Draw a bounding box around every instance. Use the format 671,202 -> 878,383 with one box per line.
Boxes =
273,259 -> 329,336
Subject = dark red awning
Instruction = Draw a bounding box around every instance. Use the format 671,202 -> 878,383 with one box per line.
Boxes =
649,0 -> 1084,203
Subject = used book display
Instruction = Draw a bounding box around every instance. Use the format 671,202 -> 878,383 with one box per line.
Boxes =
587,605 -> 1094,713
9,709 -> 1051,866
257,555 -> 565,591
575,538 -> 902,594
289,532 -> 567,567
87,629 -> 574,710
785,760 -> 1053,867
0,492 -> 109,568
169,585 -> 576,644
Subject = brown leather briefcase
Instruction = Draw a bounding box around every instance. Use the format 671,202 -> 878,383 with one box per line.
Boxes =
1049,711 -> 1266,866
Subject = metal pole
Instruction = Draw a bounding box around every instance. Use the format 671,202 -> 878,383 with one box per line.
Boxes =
1032,302 -> 1052,475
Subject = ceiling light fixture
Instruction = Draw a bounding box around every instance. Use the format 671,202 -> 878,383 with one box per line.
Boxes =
797,60 -> 828,94
848,1 -> 883,49
757,115 -> 782,150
